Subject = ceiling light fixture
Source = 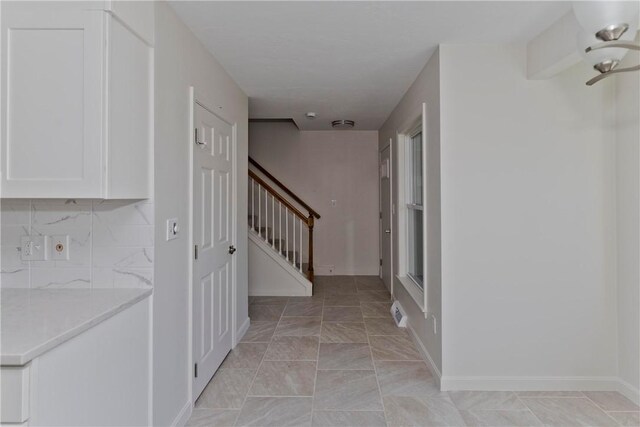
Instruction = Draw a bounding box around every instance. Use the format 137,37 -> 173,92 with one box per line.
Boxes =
331,120 -> 355,129
573,1 -> 640,86
305,112 -> 317,119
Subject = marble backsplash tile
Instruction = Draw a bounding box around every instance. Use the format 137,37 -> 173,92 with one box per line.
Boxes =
0,199 -> 154,289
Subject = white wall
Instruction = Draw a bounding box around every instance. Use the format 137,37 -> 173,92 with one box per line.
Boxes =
154,2 -> 248,425
378,49 -> 442,375
1,199 -> 153,289
439,44 -> 618,387
380,43 -> 625,389
249,122 -> 379,275
615,45 -> 640,399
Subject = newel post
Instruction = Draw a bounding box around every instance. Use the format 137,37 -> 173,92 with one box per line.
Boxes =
307,214 -> 314,287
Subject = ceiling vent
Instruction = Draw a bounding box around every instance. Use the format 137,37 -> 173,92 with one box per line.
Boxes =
331,120 -> 355,129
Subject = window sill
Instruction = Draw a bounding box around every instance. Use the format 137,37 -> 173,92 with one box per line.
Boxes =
395,274 -> 426,314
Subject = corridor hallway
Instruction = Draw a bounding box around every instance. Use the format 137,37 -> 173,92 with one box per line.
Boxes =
188,276 -> 639,426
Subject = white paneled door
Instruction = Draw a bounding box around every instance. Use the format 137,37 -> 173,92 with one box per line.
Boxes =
380,145 -> 392,292
192,101 -> 235,399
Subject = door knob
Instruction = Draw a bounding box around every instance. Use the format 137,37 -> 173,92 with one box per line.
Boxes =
384,229 -> 391,234
229,245 -> 237,254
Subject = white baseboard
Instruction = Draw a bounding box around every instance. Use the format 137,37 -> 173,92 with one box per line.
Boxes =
404,323 -> 639,405
440,375 -> 638,398
317,269 -> 381,276
406,323 -> 442,386
615,378 -> 640,405
171,400 -> 192,427
236,317 -> 250,345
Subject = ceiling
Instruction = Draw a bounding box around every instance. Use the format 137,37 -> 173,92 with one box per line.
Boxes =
170,1 -> 571,130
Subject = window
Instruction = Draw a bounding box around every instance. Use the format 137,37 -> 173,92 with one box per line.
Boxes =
406,128 -> 424,289
396,105 -> 428,312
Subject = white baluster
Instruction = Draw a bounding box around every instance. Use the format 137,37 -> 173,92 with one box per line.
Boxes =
279,201 -> 282,253
292,214 -> 296,268
285,208 -> 289,261
264,187 -> 268,242
251,179 -> 255,231
299,218 -> 303,273
258,184 -> 262,238
271,194 -> 275,248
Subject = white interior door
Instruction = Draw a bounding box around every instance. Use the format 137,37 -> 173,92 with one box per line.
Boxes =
380,145 -> 392,291
192,102 -> 235,399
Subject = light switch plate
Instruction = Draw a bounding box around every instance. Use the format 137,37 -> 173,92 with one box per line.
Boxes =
166,218 -> 179,241
21,235 -> 49,261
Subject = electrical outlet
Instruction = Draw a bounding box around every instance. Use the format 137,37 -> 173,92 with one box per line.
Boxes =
21,235 -> 49,261
317,265 -> 334,275
330,200 -> 337,207
50,235 -> 70,260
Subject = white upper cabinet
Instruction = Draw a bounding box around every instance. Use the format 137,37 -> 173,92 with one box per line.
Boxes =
0,1 -> 153,199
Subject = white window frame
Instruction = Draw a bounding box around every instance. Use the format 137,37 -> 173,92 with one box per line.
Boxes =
405,125 -> 424,289
396,103 -> 428,314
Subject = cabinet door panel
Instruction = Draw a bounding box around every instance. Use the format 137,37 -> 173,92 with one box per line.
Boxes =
1,5 -> 104,198
29,299 -> 150,426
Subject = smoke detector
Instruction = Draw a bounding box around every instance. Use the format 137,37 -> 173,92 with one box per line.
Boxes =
331,120 -> 355,129
305,112 -> 317,119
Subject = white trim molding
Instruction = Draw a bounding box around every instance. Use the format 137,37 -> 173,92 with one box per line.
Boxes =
396,275 -> 426,315
616,378 -> 640,405
440,375 -> 640,404
407,322 -> 441,386
171,400 -> 192,427
235,317 -> 251,347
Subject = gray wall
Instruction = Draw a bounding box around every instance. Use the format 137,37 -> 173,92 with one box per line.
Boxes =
154,3 -> 248,424
378,48 -> 442,374
615,43 -> 640,396
380,43 -> 624,388
249,122 -> 380,275
439,44 -> 617,384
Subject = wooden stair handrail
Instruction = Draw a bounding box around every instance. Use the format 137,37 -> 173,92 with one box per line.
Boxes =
249,157 -> 321,219
248,168 -> 316,285
249,170 -> 309,224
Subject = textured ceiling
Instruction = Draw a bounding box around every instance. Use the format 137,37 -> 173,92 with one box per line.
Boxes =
170,1 -> 571,130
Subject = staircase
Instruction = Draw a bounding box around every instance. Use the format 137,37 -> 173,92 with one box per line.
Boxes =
248,157 -> 321,296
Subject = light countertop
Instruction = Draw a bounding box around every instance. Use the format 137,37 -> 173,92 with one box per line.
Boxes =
1,288 -> 152,365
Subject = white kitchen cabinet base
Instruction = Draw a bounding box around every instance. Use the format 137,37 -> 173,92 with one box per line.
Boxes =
28,298 -> 150,426
0,365 -> 30,424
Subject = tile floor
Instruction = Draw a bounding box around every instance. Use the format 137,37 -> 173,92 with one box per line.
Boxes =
188,276 -> 640,426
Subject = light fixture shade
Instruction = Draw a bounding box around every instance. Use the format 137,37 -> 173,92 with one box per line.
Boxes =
331,120 -> 354,129
573,1 -> 639,38
577,30 -> 630,66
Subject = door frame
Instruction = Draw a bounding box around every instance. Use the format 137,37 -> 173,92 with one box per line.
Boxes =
187,87 -> 239,405
379,141 -> 393,296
